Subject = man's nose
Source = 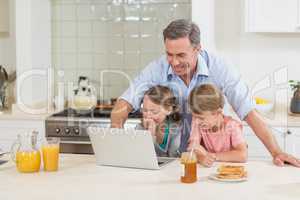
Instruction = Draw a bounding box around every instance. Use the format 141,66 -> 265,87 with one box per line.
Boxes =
170,56 -> 180,66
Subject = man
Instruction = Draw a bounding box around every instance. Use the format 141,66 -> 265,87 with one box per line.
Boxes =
111,19 -> 300,167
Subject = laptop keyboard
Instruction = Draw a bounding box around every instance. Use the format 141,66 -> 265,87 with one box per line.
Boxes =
157,157 -> 176,166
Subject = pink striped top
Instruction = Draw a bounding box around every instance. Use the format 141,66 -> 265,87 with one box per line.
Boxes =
189,116 -> 245,153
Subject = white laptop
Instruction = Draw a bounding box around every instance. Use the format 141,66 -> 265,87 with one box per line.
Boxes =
87,127 -> 176,170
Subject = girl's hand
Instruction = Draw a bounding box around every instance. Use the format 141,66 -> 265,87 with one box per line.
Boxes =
187,144 -> 208,157
143,118 -> 157,137
198,153 -> 216,167
194,144 -> 208,156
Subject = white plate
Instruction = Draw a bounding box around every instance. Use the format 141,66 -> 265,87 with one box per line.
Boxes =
208,173 -> 247,182
0,148 -> 8,158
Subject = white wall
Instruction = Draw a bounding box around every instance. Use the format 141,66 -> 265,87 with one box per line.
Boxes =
15,0 -> 51,112
192,0 -> 216,52
51,0 -> 191,100
193,0 -> 300,90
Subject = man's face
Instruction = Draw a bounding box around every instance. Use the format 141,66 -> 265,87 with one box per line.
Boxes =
165,37 -> 199,77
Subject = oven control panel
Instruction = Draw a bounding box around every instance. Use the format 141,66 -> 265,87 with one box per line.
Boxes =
45,118 -> 140,138
45,120 -> 111,138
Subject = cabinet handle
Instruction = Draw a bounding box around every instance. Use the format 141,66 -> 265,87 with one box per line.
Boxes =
287,130 -> 292,135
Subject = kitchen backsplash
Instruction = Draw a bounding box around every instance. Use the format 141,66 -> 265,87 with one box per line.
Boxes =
51,0 -> 191,100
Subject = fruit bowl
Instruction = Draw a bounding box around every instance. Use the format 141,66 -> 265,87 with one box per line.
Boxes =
254,97 -> 274,113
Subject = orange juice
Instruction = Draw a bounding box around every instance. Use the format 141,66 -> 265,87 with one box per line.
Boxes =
16,150 -> 41,173
42,145 -> 59,171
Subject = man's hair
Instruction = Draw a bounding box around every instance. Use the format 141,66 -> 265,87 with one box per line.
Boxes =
163,19 -> 201,47
188,84 -> 225,114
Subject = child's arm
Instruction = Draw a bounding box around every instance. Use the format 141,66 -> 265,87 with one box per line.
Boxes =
187,118 -> 217,166
188,142 -> 217,167
187,118 -> 202,150
213,143 -> 248,163
213,119 -> 248,163
195,148 -> 216,167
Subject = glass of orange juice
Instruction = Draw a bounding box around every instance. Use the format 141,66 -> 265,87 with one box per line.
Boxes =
42,137 -> 60,172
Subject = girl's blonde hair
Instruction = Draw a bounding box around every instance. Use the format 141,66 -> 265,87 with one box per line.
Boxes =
188,84 -> 224,114
144,85 -> 181,123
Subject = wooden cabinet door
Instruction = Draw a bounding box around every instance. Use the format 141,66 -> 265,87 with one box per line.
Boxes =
244,126 -> 285,159
0,0 -> 9,32
298,0 -> 300,29
285,127 -> 300,158
245,0 -> 299,32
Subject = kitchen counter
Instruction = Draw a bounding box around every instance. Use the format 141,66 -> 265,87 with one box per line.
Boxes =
0,103 -> 55,120
0,110 -> 52,120
0,154 -> 299,200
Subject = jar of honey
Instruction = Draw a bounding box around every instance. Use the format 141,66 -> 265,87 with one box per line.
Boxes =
180,152 -> 197,183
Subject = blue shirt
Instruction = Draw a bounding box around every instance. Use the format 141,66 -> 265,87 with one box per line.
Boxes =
120,50 -> 254,152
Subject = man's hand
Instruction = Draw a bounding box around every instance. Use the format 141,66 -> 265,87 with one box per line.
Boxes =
273,152 -> 300,167
110,99 -> 133,128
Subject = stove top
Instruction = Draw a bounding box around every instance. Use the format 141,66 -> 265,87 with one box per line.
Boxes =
50,108 -> 142,119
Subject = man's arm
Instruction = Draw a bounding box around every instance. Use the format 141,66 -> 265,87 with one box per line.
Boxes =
245,110 -> 300,167
110,99 -> 133,128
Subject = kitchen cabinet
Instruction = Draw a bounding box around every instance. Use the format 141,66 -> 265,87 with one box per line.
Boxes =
245,125 -> 300,160
0,0 -> 9,33
285,127 -> 300,158
244,126 -> 286,160
245,0 -> 300,32
299,0 -> 300,25
0,120 -> 45,152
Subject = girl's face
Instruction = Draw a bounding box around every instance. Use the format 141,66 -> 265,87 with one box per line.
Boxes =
142,95 -> 171,124
192,109 -> 222,130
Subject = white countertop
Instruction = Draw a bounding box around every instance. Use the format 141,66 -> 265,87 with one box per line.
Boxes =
0,103 -> 54,120
0,110 -> 52,120
0,154 -> 299,200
